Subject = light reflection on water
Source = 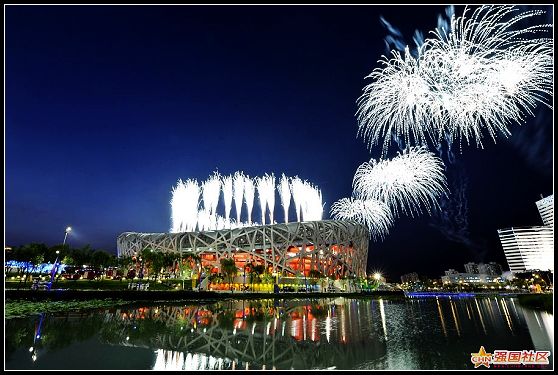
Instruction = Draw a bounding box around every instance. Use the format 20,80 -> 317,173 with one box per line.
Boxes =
5,297 -> 553,370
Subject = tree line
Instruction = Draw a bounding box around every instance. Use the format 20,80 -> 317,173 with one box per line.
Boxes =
5,243 -> 119,269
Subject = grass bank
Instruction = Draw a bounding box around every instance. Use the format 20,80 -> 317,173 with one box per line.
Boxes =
517,293 -> 553,312
5,299 -> 129,319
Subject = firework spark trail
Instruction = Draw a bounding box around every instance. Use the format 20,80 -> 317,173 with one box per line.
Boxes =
353,146 -> 448,218
202,172 -> 221,229
255,176 -> 268,225
330,197 -> 393,240
244,175 -> 255,225
278,174 -> 291,223
358,5 -> 553,156
197,208 -> 211,232
290,176 -> 305,222
233,171 -> 245,224
222,175 -> 233,225
170,179 -> 200,233
171,172 -> 324,232
302,181 -> 324,221
264,173 -> 276,224
216,215 -> 227,230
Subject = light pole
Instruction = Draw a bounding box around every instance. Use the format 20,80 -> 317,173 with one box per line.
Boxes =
48,226 -> 71,290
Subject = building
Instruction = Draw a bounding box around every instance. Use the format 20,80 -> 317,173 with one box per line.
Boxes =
498,194 -> 554,273
478,262 -> 503,276
117,220 -> 369,278
464,262 -> 503,276
536,194 -> 553,227
400,272 -> 419,284
497,227 -> 553,272
464,262 -> 479,274
441,269 -> 503,285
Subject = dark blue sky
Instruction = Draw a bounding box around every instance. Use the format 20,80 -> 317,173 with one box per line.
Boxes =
5,5 -> 553,279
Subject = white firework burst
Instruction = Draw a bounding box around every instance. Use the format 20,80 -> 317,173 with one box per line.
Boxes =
302,181 -> 323,221
233,171 -> 245,223
244,175 -> 255,225
170,179 -> 200,233
290,176 -> 305,222
255,176 -> 268,225
222,175 -> 233,225
357,5 -> 553,155
330,197 -> 393,240
353,146 -> 448,217
202,172 -> 221,229
278,174 -> 292,223
264,173 -> 276,224
197,208 -> 211,232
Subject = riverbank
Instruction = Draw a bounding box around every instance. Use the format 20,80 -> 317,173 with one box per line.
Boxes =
516,293 -> 553,312
5,288 -> 404,302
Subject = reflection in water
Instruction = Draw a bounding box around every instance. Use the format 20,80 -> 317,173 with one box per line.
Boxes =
379,299 -> 387,340
436,298 -> 448,337
523,308 -> 554,351
5,297 -> 553,370
449,299 -> 461,336
100,299 -> 387,369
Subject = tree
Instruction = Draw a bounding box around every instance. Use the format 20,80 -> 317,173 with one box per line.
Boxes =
220,258 -> 238,292
308,270 -> 323,292
140,248 -> 165,281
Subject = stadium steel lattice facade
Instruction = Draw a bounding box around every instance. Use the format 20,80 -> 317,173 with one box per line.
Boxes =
117,220 -> 369,278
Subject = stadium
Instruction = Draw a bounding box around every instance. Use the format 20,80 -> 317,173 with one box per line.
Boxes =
117,220 -> 369,279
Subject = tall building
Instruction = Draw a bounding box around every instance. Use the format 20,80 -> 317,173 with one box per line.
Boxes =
464,262 -> 479,274
498,194 -> 554,273
478,262 -> 503,276
536,194 -> 553,227
400,272 -> 419,284
464,262 -> 503,276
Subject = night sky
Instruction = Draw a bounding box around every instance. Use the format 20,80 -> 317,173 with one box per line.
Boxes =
5,5 -> 553,280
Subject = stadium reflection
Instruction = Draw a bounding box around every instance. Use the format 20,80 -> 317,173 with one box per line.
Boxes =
100,298 -> 387,370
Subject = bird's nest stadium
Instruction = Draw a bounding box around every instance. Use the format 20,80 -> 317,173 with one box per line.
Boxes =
117,220 -> 369,278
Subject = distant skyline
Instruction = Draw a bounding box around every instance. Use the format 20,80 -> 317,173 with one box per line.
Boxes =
5,5 -> 553,279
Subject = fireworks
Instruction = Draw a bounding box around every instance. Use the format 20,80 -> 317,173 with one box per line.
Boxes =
222,175 -> 233,225
265,173 -> 276,224
290,176 -> 305,222
278,174 -> 291,223
233,171 -> 245,224
255,176 -> 268,225
201,172 -> 221,229
290,177 -> 323,221
357,5 -> 553,155
170,179 -> 200,233
353,146 -> 448,217
302,181 -> 323,221
255,173 -> 276,225
330,197 -> 393,240
243,176 -> 255,225
171,172 -> 324,232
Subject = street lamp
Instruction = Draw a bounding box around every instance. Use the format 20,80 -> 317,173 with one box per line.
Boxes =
48,226 -> 71,290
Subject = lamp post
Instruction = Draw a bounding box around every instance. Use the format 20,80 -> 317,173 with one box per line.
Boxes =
48,226 -> 71,290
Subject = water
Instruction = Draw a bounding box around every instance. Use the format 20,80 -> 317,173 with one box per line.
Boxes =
5,297 -> 553,370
